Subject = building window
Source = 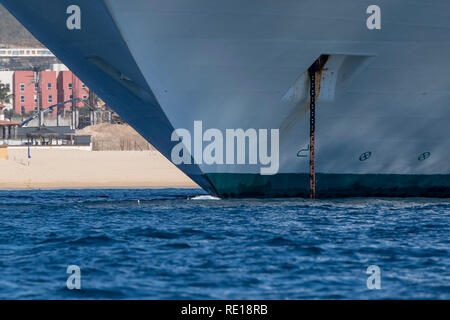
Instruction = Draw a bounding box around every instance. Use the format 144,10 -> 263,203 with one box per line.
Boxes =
82,84 -> 86,89
34,106 -> 38,112
34,83 -> 38,91
82,95 -> 87,101
48,94 -> 53,103
21,106 -> 25,114
20,83 -> 25,91
20,95 -> 25,103
69,94 -> 73,99
47,83 -> 52,90
34,95 -> 38,103
68,83 -> 72,90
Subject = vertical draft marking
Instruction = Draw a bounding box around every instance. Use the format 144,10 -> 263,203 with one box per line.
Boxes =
309,66 -> 317,199
307,55 -> 329,199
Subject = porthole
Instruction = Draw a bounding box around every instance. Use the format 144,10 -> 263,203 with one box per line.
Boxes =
359,151 -> 372,161
418,152 -> 431,161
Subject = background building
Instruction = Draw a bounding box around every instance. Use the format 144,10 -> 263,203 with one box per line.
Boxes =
39,70 -> 57,113
13,70 -> 35,115
57,70 -> 89,109
11,68 -> 89,117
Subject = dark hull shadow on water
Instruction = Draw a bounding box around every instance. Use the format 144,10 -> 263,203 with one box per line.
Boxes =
0,189 -> 448,299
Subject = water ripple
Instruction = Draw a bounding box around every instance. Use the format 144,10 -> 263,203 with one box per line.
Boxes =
0,189 -> 448,299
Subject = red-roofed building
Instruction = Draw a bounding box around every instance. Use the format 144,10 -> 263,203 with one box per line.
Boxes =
0,117 -> 20,140
1,103 -> 20,140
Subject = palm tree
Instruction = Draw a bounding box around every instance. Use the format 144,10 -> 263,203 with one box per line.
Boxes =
0,81 -> 13,105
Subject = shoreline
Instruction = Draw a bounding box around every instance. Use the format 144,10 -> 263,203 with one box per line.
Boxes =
0,148 -> 199,190
0,185 -> 202,191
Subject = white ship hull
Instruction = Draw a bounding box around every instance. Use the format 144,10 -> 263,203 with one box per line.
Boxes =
2,0 -> 450,197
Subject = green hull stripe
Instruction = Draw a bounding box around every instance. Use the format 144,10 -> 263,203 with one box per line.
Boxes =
206,173 -> 450,198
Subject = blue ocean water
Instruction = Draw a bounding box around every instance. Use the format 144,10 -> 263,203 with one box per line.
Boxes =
0,188 -> 448,299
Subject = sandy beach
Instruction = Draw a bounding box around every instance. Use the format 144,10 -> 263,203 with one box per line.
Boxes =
0,147 -> 198,190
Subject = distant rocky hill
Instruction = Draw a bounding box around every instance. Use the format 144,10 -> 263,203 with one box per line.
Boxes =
0,4 -> 43,48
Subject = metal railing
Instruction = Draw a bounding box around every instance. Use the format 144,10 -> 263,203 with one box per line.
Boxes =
0,48 -> 55,58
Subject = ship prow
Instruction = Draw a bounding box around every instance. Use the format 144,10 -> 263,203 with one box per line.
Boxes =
2,0 -> 450,198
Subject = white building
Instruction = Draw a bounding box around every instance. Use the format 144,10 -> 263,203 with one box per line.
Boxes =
0,71 -> 13,109
51,63 -> 69,74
